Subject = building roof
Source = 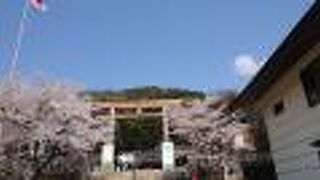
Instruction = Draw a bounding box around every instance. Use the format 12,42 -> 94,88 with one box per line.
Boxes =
229,2 -> 320,111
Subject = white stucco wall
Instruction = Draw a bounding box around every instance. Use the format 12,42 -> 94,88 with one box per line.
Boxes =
253,43 -> 320,180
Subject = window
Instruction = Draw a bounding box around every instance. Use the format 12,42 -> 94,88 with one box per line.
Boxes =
310,140 -> 320,164
300,57 -> 320,107
273,100 -> 285,116
310,139 -> 320,148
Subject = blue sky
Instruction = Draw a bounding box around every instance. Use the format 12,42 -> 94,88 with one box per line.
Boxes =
0,0 -> 314,92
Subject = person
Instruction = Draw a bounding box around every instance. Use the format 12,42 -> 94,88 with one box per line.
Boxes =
191,170 -> 198,180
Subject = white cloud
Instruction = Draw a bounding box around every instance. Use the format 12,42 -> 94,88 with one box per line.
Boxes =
234,55 -> 264,78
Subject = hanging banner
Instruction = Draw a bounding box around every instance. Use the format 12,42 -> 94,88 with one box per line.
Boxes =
162,141 -> 175,170
101,143 -> 115,171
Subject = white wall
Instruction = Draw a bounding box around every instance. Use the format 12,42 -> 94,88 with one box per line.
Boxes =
253,44 -> 320,180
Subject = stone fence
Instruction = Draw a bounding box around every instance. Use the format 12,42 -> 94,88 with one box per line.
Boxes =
91,170 -> 163,180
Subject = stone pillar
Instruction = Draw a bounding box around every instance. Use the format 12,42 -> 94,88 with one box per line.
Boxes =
162,106 -> 169,142
162,106 -> 175,170
100,107 -> 116,171
137,106 -> 142,116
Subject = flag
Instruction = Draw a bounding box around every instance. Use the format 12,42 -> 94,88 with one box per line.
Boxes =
29,0 -> 47,12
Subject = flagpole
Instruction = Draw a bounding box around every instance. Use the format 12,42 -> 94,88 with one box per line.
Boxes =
9,0 -> 29,79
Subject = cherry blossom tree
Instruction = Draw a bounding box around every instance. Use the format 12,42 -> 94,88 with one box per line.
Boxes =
0,75 -> 111,180
167,98 -> 255,179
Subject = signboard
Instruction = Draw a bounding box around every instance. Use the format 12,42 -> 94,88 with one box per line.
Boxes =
101,143 -> 115,171
162,141 -> 175,170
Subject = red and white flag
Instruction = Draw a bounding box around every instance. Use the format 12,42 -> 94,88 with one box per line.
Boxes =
29,0 -> 47,12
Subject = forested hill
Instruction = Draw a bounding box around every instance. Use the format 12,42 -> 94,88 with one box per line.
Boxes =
85,86 -> 205,101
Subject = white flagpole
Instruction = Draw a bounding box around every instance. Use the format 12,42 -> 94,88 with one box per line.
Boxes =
9,0 -> 29,79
